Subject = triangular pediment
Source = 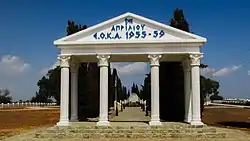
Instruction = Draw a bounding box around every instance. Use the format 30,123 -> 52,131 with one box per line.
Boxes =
54,12 -> 206,46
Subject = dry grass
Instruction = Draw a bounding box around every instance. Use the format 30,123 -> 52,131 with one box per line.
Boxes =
203,107 -> 250,133
0,108 -> 59,138
0,107 -> 27,110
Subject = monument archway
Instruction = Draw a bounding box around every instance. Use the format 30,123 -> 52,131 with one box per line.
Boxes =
54,12 -> 206,126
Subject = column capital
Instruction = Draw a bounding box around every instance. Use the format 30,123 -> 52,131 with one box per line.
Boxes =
57,55 -> 71,68
148,54 -> 162,66
189,54 -> 203,66
97,54 -> 110,67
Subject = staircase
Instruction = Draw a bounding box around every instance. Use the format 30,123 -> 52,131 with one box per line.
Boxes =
33,122 -> 226,139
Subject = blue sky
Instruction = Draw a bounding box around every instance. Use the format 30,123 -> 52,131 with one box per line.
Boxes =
0,0 -> 249,100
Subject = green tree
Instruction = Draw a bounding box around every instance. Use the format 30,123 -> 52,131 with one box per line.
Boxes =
31,67 -> 60,103
109,68 -> 125,104
117,77 -> 123,101
77,63 -> 88,119
122,86 -> 127,100
200,76 -> 219,98
0,89 -> 12,103
33,21 -> 88,104
131,83 -> 139,94
127,90 -> 131,99
141,73 -> 151,108
131,83 -> 135,93
167,8 -> 221,116
67,21 -> 87,36
210,95 -> 223,101
138,86 -> 144,99
135,84 -> 139,94
85,62 -> 100,117
111,68 -> 118,104
170,8 -> 190,32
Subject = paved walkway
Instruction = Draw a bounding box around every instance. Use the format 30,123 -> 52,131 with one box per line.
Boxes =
110,107 -> 150,122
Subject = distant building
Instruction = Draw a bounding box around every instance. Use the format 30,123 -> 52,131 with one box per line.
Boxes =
128,93 -> 140,103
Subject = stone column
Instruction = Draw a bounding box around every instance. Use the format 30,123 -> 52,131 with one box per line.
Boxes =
96,55 -> 110,126
57,55 -> 71,126
182,58 -> 192,123
148,54 -> 162,126
190,54 -> 204,126
70,60 -> 79,122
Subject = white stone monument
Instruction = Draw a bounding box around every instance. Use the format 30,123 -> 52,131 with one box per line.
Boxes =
53,12 -> 206,126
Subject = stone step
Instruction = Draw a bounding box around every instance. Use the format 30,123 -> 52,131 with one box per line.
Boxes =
32,122 -> 227,139
34,126 -> 224,139
45,127 -> 216,134
54,125 -> 208,130
71,128 -> 214,133
34,132 -> 226,139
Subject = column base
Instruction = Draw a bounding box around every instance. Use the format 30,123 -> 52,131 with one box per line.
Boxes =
190,120 -> 204,126
97,121 -> 110,126
56,120 -> 71,126
184,118 -> 191,123
149,120 -> 162,126
70,116 -> 79,122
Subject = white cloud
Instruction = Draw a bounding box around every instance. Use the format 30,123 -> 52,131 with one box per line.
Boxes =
0,55 -> 39,101
248,70 -> 250,76
200,65 -> 242,77
212,65 -> 241,77
39,60 -> 59,75
111,62 -> 147,76
200,67 -> 215,76
0,55 -> 30,75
